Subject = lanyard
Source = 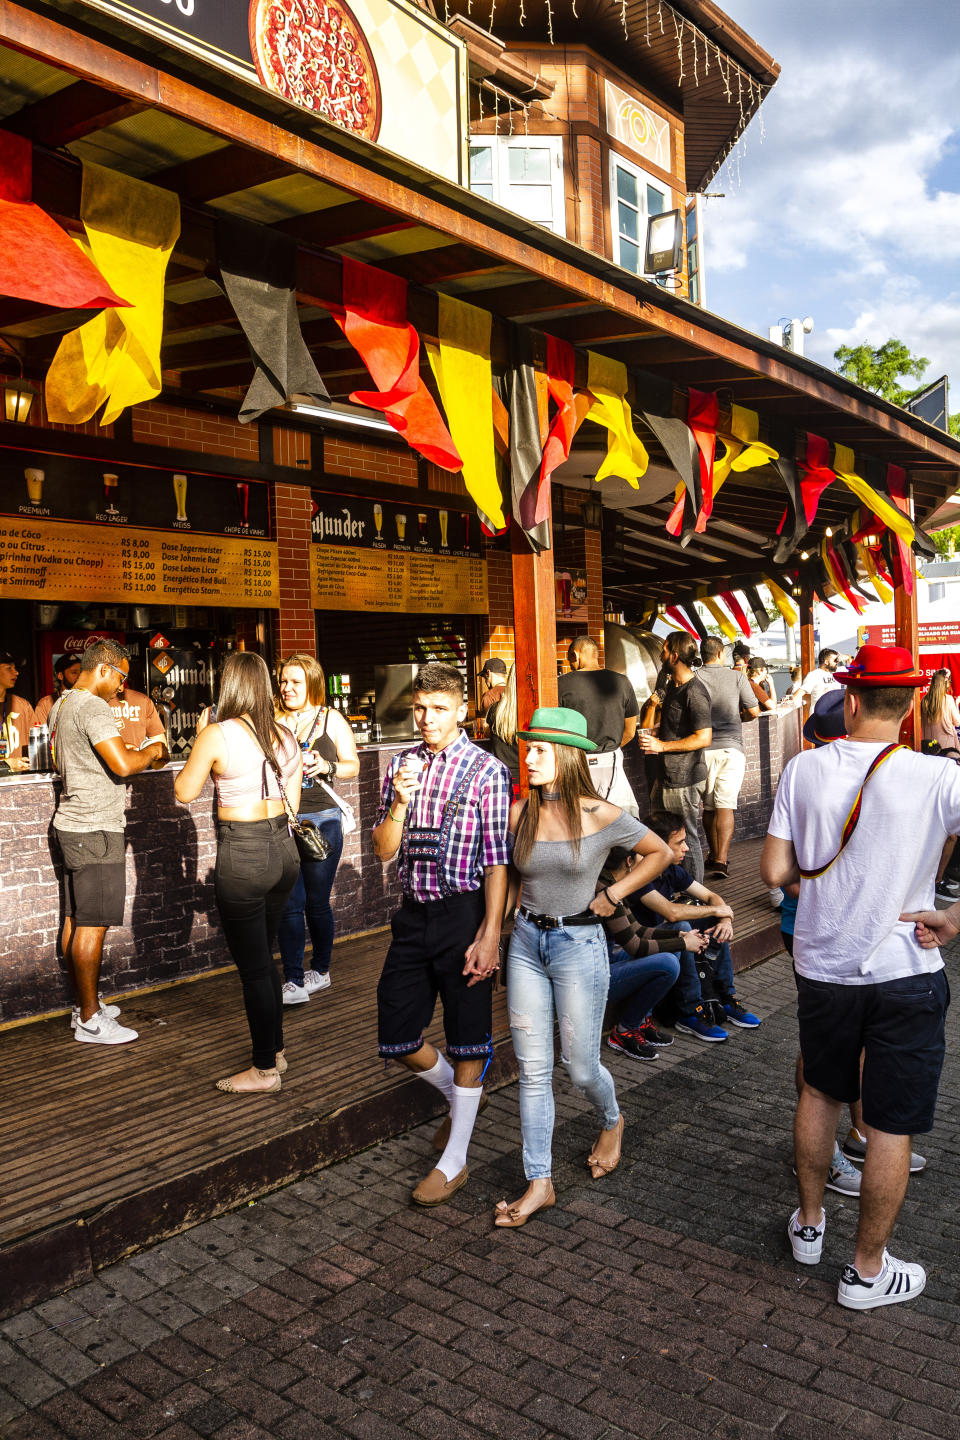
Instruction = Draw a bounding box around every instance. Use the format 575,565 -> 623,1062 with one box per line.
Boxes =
798,743 -> 905,880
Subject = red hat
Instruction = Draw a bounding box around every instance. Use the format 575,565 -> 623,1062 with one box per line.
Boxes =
834,644 -> 925,688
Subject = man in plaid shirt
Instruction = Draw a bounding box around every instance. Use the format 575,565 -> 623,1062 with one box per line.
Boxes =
373,661 -> 511,1207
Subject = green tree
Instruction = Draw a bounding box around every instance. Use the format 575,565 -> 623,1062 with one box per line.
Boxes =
834,338 -> 929,406
931,525 -> 960,558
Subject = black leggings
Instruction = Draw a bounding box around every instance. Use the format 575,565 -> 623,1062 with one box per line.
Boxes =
215,815 -> 300,1070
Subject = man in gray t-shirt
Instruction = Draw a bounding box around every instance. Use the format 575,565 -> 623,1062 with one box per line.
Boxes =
50,639 -> 167,1047
697,637 -> 760,879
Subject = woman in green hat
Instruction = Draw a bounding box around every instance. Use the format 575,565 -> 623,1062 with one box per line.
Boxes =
494,707 -> 671,1228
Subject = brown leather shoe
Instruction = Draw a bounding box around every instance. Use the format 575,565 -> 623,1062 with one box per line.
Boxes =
431,1091 -> 490,1151
412,1165 -> 469,1207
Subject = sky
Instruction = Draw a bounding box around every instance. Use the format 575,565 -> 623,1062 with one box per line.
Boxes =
704,0 -> 960,398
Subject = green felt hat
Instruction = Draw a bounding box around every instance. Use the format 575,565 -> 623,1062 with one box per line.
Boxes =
517,706 -> 598,752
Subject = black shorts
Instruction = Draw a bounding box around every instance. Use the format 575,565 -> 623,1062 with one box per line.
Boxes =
377,889 -> 492,1059
796,969 -> 950,1134
56,829 -> 126,928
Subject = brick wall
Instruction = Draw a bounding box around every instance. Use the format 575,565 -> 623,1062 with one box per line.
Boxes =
27,389 -> 114,439
322,436 -> 418,487
478,547 -> 515,670
130,403 -> 260,461
271,481 -> 316,656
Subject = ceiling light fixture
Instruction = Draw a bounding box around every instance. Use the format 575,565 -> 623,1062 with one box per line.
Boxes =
287,401 -> 394,434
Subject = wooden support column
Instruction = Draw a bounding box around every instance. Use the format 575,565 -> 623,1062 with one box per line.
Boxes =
894,554 -> 920,749
512,495 -> 558,775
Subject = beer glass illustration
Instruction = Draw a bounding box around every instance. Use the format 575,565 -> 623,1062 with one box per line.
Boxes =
417,512 -> 428,544
173,472 -> 188,522
395,512 -> 407,542
24,468 -> 44,504
237,482 -> 250,530
461,511 -> 471,548
103,472 -> 119,515
439,510 -> 449,548
373,503 -> 383,537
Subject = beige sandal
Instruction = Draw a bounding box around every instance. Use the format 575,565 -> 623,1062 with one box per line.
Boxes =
494,1185 -> 556,1228
275,1051 -> 288,1075
587,1114 -> 624,1178
215,1067 -> 281,1094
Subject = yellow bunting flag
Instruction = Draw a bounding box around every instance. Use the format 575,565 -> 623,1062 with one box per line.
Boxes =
765,579 -> 798,629
45,163 -> 180,426
858,542 -> 893,604
427,295 -> 505,530
584,352 -> 648,487
712,405 -> 779,492
832,444 -> 916,548
701,596 -> 738,641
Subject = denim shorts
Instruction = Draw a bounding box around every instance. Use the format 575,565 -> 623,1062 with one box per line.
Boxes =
56,829 -> 126,927
796,968 -> 950,1134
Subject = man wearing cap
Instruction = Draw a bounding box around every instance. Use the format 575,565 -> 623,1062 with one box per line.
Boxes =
34,651 -> 84,727
558,635 -> 640,816
0,650 -> 37,771
477,657 -> 507,724
762,644 -> 958,1310
372,661 -> 511,1207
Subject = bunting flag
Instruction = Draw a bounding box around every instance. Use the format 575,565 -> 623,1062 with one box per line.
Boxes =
540,335 -> 580,495
428,294 -> 506,531
796,432 -> 837,525
506,327 -> 550,551
771,437 -> 810,566
636,374 -> 701,538
214,214 -> 328,423
821,537 -> 865,614
858,541 -> 893,603
697,404 -> 778,533
0,133 -> 128,311
743,585 -> 771,633
681,603 -> 709,642
720,590 -> 752,639
701,595 -> 738,641
45,163 -> 179,425
884,463 -> 915,596
831,443 -> 916,548
583,352 -> 648,487
686,388 -> 719,522
664,605 -> 699,639
765,578 -> 798,629
330,256 -> 460,469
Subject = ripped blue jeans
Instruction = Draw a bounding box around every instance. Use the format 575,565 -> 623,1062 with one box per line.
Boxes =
506,913 -> 620,1179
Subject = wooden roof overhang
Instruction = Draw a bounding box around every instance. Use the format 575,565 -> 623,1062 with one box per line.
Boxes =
1,0 -> 959,621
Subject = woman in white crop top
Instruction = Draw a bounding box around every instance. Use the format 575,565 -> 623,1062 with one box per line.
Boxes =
176,652 -> 302,1095
493,707 -> 670,1230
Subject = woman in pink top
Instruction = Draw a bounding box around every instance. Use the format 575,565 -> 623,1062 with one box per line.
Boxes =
921,669 -> 960,756
176,652 -> 302,1094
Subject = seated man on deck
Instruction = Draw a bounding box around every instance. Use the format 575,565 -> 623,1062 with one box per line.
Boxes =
630,812 -> 761,1043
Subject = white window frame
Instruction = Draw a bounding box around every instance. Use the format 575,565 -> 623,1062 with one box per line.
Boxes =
609,151 -> 672,277
468,135 -> 566,237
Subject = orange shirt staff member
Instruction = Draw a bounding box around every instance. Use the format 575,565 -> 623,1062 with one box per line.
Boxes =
111,684 -> 166,749
0,650 -> 37,771
35,651 -> 85,727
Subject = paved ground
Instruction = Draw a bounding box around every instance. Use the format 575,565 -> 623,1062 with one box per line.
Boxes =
2,945 -> 958,1440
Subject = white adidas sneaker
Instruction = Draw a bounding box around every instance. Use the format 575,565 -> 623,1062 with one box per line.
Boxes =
837,1251 -> 926,1310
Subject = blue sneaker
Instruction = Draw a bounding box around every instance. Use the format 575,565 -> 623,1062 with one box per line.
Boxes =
723,1000 -> 761,1028
675,1006 -> 728,1043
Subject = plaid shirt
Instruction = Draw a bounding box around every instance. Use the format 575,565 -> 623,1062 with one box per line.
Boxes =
377,730 -> 511,902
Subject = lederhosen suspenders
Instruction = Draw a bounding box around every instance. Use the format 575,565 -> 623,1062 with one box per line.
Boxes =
400,753 -> 486,898
798,743 -> 905,880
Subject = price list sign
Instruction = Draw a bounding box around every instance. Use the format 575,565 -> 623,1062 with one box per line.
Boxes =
0,518 -> 279,608
311,545 -> 487,614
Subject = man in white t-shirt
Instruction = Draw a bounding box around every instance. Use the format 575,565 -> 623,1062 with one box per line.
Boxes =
761,643 -> 957,1311
796,648 -> 840,710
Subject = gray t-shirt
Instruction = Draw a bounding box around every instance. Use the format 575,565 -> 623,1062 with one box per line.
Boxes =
515,812 -> 647,916
50,690 -> 127,833
696,664 -> 757,753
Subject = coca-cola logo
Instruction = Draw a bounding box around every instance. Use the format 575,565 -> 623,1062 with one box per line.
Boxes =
60,633 -> 115,651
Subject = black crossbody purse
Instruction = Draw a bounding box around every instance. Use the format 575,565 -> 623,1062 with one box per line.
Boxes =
238,718 -> 330,863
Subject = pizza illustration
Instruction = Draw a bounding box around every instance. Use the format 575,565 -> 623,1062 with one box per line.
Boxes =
249,0 -> 382,142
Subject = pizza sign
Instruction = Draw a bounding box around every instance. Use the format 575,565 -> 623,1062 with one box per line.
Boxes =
249,0 -> 382,140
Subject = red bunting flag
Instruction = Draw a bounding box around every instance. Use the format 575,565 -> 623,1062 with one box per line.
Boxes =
797,432 -> 836,523
719,591 -> 752,638
885,463 -> 915,595
538,335 -> 579,517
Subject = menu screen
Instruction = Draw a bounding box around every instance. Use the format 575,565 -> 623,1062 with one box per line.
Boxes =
310,492 -> 487,614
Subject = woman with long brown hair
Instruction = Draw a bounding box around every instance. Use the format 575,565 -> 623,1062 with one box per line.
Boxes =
276,652 -> 359,1002
175,651 -> 301,1094
921,668 -> 960,755
493,708 -> 670,1228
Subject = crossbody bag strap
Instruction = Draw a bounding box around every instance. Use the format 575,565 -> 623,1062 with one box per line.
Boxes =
237,717 -> 305,836
798,743 -> 906,880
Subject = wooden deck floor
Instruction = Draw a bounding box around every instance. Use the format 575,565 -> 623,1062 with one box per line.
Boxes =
0,836 -> 781,1318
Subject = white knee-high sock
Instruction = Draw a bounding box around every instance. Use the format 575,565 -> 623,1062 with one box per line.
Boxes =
436,1083 -> 483,1180
419,1053 -> 455,1105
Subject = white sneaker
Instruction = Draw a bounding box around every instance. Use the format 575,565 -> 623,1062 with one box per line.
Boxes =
70,997 -> 121,1030
787,1206 -> 825,1265
74,1013 -> 138,1045
838,1250 -> 926,1310
303,970 -> 331,993
282,982 -> 310,1005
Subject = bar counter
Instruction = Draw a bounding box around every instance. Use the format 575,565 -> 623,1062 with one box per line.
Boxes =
0,714 -> 801,1025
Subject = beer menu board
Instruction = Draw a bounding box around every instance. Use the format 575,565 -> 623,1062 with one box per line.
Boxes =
0,518 -> 279,609
0,446 -> 271,537
310,492 -> 487,614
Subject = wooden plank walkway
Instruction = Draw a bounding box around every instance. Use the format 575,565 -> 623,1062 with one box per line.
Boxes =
0,836 -> 781,1318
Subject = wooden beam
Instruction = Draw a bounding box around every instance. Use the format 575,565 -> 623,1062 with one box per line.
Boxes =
4,79 -> 145,145
151,146 -> 296,203
275,202 -> 417,248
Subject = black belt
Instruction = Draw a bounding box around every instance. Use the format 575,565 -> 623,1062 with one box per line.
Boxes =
518,905 -> 600,930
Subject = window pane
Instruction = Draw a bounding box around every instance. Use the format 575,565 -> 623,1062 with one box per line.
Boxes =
508,147 -> 551,184
618,236 -> 640,272
687,239 -> 698,273
688,273 -> 700,305
618,201 -> 638,243
508,185 -> 554,223
616,165 -> 637,209
647,184 -> 665,216
472,184 -> 494,200
469,146 -> 492,184
686,205 -> 697,241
